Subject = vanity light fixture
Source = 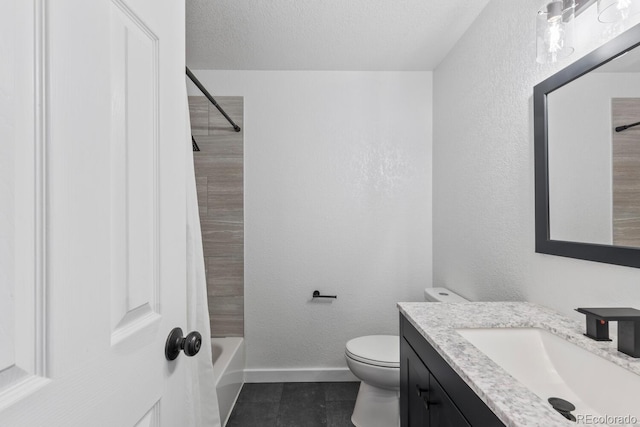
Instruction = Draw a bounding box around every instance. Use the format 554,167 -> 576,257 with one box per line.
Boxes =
537,0 -> 576,63
598,0 -> 638,22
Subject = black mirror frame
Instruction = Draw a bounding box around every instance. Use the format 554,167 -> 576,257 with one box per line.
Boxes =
534,22 -> 640,269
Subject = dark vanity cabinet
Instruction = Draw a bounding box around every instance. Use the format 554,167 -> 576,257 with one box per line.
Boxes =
404,343 -> 469,427
400,315 -> 505,427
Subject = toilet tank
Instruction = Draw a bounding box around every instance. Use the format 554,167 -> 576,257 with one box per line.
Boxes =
424,287 -> 468,302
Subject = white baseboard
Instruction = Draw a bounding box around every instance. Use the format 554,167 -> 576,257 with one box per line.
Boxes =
244,368 -> 359,383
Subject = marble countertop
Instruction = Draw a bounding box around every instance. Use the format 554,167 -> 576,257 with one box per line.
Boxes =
397,302 -> 640,427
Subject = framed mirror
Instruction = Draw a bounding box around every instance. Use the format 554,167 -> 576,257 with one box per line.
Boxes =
535,23 -> 640,268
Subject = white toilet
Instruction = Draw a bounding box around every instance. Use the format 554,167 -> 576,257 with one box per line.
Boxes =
345,287 -> 468,427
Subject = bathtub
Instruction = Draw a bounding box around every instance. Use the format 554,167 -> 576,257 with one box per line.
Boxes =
211,337 -> 245,426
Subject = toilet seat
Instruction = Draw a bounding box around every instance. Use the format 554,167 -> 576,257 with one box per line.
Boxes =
345,335 -> 399,368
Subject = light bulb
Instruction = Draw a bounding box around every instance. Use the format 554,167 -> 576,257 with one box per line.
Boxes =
536,1 -> 575,63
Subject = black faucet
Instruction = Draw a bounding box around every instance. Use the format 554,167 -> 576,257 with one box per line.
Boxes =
576,307 -> 640,358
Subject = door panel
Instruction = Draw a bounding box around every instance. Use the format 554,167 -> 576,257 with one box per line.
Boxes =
0,0 -> 189,425
110,0 -> 161,344
135,402 -> 160,427
0,47 -> 16,370
0,0 -> 49,412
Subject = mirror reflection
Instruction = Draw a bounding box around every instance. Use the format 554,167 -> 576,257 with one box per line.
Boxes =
547,45 -> 640,248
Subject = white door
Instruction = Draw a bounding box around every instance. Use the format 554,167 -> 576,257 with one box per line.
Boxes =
1,0 -> 192,426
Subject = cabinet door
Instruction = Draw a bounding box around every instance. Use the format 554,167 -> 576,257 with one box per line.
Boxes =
429,375 -> 471,427
402,338 -> 431,426
401,315 -> 505,427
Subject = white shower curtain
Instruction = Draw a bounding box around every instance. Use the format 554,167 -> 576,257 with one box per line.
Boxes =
184,98 -> 222,427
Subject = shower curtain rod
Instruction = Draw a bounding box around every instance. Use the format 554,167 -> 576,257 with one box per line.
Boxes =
186,66 -> 241,133
615,121 -> 640,133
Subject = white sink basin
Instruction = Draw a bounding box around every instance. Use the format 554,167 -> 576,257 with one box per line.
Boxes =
456,327 -> 640,426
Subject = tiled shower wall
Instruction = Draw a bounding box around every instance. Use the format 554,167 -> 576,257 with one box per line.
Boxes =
189,96 -> 244,337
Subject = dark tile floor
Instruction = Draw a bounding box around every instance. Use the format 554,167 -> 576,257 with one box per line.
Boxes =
226,382 -> 360,427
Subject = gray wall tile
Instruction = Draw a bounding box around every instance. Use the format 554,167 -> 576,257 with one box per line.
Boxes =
189,95 -> 244,337
188,96 -> 209,135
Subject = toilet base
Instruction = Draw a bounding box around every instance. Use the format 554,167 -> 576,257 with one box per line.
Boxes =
351,381 -> 400,427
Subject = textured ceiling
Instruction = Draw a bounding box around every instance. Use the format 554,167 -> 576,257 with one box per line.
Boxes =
186,0 -> 491,71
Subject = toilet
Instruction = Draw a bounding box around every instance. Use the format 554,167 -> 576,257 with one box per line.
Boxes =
423,286 -> 469,303
345,287 -> 468,427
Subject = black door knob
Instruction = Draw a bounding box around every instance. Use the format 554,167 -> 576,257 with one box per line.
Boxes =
165,327 -> 202,361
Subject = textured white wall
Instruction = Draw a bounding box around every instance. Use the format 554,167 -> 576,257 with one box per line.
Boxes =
188,71 -> 432,377
433,1 -> 640,319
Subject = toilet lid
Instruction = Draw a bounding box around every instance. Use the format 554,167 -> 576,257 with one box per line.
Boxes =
345,335 -> 399,368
